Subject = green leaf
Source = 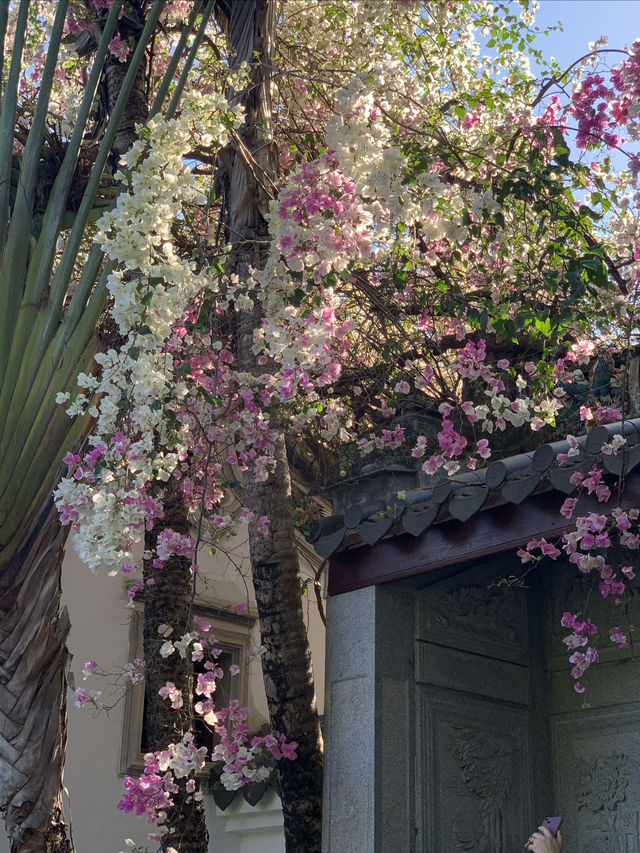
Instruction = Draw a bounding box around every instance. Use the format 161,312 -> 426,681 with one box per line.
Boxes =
578,205 -> 601,221
534,317 -> 552,337
290,288 -> 306,307
492,317 -> 518,341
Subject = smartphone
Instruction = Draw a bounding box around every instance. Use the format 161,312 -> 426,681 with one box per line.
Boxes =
542,816 -> 563,837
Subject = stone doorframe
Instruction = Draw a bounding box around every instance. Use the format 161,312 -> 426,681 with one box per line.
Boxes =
322,585 -> 415,853
322,559 -> 640,853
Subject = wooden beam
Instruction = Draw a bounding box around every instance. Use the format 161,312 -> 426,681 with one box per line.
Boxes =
327,472 -> 640,596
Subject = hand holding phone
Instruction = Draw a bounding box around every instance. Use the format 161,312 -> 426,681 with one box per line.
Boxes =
525,817 -> 563,852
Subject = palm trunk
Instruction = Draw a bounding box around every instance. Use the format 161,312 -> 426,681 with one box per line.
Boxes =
82,0 -> 149,158
0,500 -> 72,853
224,1 -> 324,849
238,429 -> 325,850
143,488 -> 208,853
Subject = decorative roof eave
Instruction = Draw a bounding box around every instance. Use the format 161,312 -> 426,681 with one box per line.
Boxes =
302,419 -> 640,596
326,474 -> 640,596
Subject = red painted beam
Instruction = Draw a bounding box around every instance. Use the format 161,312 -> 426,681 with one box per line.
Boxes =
327,473 -> 640,596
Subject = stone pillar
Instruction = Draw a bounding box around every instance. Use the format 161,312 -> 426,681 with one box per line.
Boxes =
322,585 -> 414,853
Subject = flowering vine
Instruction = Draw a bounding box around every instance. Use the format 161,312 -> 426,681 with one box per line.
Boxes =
39,0 -> 640,846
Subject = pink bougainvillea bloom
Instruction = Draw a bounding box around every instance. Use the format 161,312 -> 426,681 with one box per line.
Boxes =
476,439 -> 491,459
82,660 -> 98,679
108,33 -> 131,62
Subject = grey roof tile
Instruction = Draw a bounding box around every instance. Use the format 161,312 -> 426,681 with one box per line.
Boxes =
602,443 -> 640,476
548,464 -> 587,495
448,474 -> 489,522
486,451 -> 535,488
360,516 -> 394,545
315,527 -> 347,558
402,503 -> 440,537
501,472 -> 540,505
307,418 -> 640,558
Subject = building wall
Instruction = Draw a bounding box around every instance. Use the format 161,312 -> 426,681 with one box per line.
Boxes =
0,532 -> 325,853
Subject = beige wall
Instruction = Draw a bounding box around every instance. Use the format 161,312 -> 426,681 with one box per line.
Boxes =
0,532 -> 325,853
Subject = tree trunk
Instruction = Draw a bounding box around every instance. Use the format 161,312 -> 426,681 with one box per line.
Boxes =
224,1 -> 324,849
0,500 -> 72,853
82,0 -> 149,158
143,487 -> 208,853
237,430 -> 325,851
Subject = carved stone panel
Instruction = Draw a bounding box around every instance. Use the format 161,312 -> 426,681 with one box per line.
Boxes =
415,641 -> 530,705
545,559 -> 640,710
552,707 -> 640,853
416,688 -> 533,853
416,561 -> 530,664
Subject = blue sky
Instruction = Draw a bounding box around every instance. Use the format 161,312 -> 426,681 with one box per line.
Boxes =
535,1 -> 640,66
530,2 -> 640,168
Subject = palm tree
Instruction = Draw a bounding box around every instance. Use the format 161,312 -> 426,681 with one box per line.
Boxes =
0,2 -> 211,848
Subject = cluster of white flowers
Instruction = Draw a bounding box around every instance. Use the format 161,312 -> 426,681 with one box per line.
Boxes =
55,91 -> 244,573
155,732 -> 208,779
99,91 -> 242,335
216,749 -> 272,790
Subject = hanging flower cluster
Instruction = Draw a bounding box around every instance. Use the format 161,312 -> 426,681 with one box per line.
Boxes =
117,622 -> 296,837
54,90 -> 246,574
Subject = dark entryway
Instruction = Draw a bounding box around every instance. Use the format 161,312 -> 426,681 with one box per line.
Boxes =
414,552 -> 640,853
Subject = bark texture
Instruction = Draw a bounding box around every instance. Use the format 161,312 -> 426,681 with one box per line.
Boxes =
0,501 -> 72,853
82,0 -> 149,158
222,0 -> 324,848
238,432 -> 325,851
143,487 -> 209,853
103,0 -> 149,158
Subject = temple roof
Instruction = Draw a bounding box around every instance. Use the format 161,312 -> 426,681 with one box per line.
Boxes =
305,418 -> 640,564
